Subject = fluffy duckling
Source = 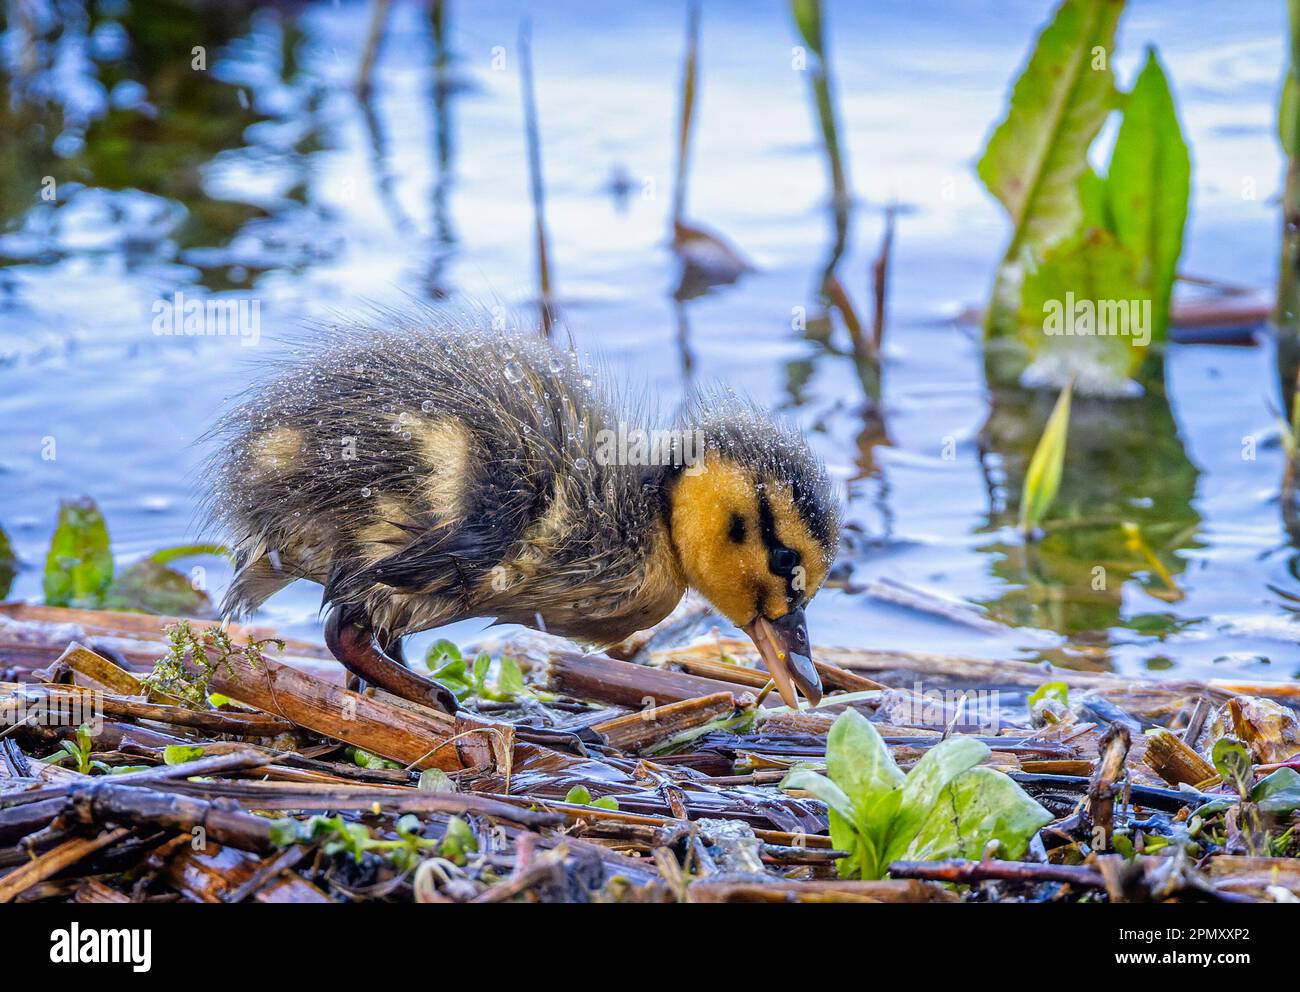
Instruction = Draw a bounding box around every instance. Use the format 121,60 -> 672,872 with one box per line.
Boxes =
205,311 -> 839,713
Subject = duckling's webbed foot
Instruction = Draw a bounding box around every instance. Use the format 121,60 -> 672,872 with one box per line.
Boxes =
324,607 -> 459,714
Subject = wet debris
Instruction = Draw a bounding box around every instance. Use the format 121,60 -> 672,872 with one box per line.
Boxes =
1,601 -> 1299,903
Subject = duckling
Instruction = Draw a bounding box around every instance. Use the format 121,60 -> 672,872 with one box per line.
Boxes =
204,310 -> 839,713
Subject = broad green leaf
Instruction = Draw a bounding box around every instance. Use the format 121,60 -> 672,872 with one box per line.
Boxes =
591,796 -> 620,811
1106,48 -> 1190,341
1018,378 -> 1074,534
1252,767 -> 1300,815
1078,166 -> 1111,232
1212,738 -> 1254,799
1017,231 -> 1148,390
825,709 -> 904,845
163,744 -> 205,765
564,785 -> 594,805
885,737 -> 990,865
902,766 -> 1053,864
978,0 -> 1125,337
43,497 -> 114,608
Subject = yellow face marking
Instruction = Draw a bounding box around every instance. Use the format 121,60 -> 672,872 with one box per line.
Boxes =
406,415 -> 472,519
669,453 -> 832,627
248,426 -> 302,478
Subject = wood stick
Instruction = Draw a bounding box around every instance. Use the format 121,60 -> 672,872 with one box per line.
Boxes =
201,643 -> 509,772
2,685 -> 294,737
1086,723 -> 1131,848
591,692 -> 739,751
0,827 -> 130,903
887,858 -> 1105,889
1144,728 -> 1217,788
538,651 -> 755,710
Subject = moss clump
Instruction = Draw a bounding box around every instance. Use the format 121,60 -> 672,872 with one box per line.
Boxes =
141,620 -> 283,708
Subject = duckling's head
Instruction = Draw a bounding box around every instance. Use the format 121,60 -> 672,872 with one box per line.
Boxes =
666,399 -> 840,708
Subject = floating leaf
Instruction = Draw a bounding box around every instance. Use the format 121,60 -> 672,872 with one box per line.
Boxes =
102,559 -> 214,617
1018,379 -> 1074,535
43,497 -> 114,608
1105,47 -> 1190,340
163,745 -> 205,765
978,0 -> 1125,337
417,768 -> 457,793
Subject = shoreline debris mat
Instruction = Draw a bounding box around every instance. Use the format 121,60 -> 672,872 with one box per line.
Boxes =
1,601 -> 1298,903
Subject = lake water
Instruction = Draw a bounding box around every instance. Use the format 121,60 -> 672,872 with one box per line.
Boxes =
1,0 -> 1296,680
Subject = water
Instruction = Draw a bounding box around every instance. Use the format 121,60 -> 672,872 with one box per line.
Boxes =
0,0 -> 1296,680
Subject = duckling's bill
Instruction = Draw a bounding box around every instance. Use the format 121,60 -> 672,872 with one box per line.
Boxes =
743,608 -> 822,708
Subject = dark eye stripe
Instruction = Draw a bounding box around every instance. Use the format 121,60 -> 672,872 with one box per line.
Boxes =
758,491 -> 801,602
728,513 -> 746,544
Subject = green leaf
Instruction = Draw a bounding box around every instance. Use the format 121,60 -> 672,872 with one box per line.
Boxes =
885,737 -> 990,865
1211,738 -> 1254,800
1252,767 -> 1300,815
1105,48 -> 1190,341
0,523 -> 17,600
1018,378 -> 1073,535
902,766 -> 1054,863
1078,166 -> 1111,232
43,498 -> 114,608
1017,231 -> 1148,390
348,747 -> 401,770
790,0 -> 825,59
417,768 -> 457,793
564,785 -> 593,805
1281,0 -> 1300,158
163,745 -> 206,765
1028,681 -> 1069,708
978,0 -> 1125,337
590,796 -> 620,811
147,544 -> 231,566
497,656 -> 526,698
439,816 -> 477,864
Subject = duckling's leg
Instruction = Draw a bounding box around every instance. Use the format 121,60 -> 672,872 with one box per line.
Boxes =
324,606 -> 459,714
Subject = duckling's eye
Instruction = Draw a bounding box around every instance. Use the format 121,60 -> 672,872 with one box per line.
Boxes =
769,547 -> 799,575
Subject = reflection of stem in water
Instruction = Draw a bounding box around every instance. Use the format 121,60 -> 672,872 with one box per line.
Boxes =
425,0 -> 458,299
356,0 -> 392,99
357,92 -> 415,235
673,298 -> 695,384
870,204 -> 896,354
671,1 -> 700,229
518,20 -> 555,337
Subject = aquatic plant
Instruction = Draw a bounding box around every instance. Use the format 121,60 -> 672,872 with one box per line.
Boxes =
781,709 -> 1051,880
1018,378 -> 1073,536
979,0 -> 1190,394
423,640 -> 539,703
141,620 -> 283,709
42,497 -> 227,616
